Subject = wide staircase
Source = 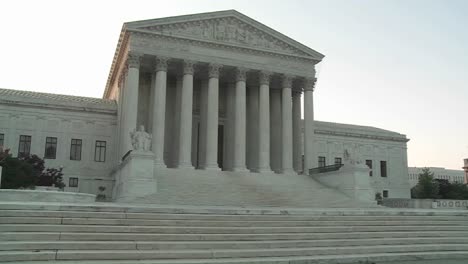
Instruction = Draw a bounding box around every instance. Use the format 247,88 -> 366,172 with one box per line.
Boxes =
1,202 -> 468,263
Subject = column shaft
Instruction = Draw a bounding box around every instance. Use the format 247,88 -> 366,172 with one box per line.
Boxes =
177,61 -> 195,168
304,78 -> 316,174
232,68 -> 247,171
292,91 -> 302,173
258,71 -> 271,172
204,64 -> 222,170
151,57 -> 168,166
281,76 -> 294,173
123,52 -> 141,154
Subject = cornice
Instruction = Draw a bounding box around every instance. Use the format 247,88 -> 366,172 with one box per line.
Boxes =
0,99 -> 117,116
103,29 -> 130,99
314,129 -> 410,143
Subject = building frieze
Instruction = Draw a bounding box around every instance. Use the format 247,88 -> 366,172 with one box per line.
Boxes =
129,30 -> 317,64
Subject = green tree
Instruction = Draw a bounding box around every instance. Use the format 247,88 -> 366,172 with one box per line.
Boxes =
411,168 -> 439,199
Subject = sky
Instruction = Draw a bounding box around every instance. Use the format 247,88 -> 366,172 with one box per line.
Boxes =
0,0 -> 467,170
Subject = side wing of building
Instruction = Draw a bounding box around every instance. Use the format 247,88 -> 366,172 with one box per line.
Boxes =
312,121 -> 411,198
0,88 -> 118,197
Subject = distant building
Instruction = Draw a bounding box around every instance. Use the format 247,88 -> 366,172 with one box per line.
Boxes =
408,167 -> 465,188
463,159 -> 468,184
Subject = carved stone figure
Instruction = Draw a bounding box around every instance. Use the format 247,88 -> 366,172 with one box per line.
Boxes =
343,148 -> 363,165
130,125 -> 152,151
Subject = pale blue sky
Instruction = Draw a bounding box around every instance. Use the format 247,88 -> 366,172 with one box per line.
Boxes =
0,0 -> 466,169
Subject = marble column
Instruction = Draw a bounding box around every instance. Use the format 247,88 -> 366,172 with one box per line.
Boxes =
281,75 -> 294,173
303,77 -> 316,175
258,71 -> 271,172
123,52 -> 142,154
177,60 -> 195,169
232,67 -> 247,171
151,57 -> 169,166
203,63 -> 222,170
292,90 -> 302,173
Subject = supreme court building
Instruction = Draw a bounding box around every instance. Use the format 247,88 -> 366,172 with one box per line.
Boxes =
0,10 -> 411,205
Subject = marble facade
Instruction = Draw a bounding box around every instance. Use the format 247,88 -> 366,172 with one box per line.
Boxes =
0,10 -> 411,202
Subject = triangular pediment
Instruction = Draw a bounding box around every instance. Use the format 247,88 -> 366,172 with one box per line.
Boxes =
125,10 -> 324,60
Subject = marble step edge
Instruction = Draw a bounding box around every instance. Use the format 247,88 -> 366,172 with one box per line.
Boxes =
5,251 -> 468,264
2,217 -> 468,226
1,202 -> 468,216
1,224 -> 467,234
2,210 -> 468,220
3,230 -> 468,241
2,245 -> 468,262
2,237 -> 468,251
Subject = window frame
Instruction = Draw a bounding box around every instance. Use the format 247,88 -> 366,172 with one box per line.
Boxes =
383,190 -> 389,198
18,135 -> 32,157
380,160 -> 387,177
334,157 -> 342,165
44,137 -> 58,159
318,156 -> 326,167
94,140 -> 106,162
69,177 -> 79,188
70,139 -> 82,161
0,133 -> 4,149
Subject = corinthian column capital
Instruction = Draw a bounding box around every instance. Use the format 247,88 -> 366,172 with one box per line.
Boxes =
235,67 -> 248,82
183,60 -> 196,75
259,71 -> 272,85
304,77 -> 317,91
154,56 -> 170,72
208,63 -> 222,79
127,52 -> 143,69
282,74 -> 294,88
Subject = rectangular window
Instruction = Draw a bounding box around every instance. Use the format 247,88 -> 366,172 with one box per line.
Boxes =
0,133 -> 4,149
70,139 -> 82,161
380,161 -> 387,177
383,190 -> 389,198
94,140 -> 106,162
69,177 -> 79,188
44,137 -> 57,159
18,135 -> 32,157
366,160 -> 373,176
318,156 -> 326,167
334,157 -> 342,165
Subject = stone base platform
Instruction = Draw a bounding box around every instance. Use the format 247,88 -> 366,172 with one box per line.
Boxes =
129,167 -> 378,208
1,202 -> 468,264
0,189 -> 96,203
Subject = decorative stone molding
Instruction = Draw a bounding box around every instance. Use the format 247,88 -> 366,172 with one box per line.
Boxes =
314,129 -> 410,143
126,52 -> 143,69
235,67 -> 248,82
259,71 -> 271,85
154,56 -> 169,72
282,74 -> 293,88
292,90 -> 302,97
183,60 -> 195,75
304,77 -> 317,91
208,63 -> 222,79
140,17 -> 309,57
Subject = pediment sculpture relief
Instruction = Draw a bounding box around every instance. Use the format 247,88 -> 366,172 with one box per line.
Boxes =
140,18 -> 308,56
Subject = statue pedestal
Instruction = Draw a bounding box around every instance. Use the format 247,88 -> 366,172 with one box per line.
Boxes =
112,151 -> 157,202
312,163 -> 375,203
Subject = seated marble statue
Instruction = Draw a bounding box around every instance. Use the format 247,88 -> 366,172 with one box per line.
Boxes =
130,125 -> 152,152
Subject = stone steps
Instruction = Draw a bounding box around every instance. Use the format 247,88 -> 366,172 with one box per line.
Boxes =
3,209 -> 468,221
2,202 -> 468,263
2,224 -> 468,233
3,216 -> 468,226
2,237 -> 468,251
3,230 -> 468,241
2,244 -> 468,262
